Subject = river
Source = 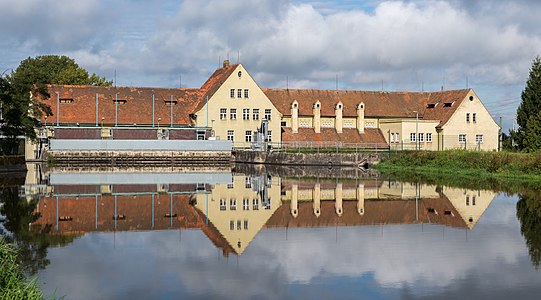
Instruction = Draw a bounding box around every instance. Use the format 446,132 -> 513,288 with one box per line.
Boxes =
2,164 -> 541,299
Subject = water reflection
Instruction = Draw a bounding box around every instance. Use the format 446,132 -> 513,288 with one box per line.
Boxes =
7,165 -> 541,299
27,169 -> 499,256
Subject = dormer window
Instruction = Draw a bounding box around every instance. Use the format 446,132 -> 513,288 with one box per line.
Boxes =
336,103 -> 343,109
426,103 -> 436,109
59,98 -> 73,104
292,103 -> 298,109
314,102 -> 321,109
443,102 -> 453,107
112,99 -> 126,105
165,100 -> 178,106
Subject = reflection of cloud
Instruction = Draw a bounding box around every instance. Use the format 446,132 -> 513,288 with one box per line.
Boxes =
38,194 -> 541,299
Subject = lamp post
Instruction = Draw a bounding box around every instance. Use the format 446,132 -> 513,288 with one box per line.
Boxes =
158,117 -> 161,128
413,111 -> 419,150
101,117 -> 105,127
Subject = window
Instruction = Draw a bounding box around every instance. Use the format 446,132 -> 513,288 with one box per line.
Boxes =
391,133 -> 395,143
220,108 -> 227,120
264,199 -> 271,210
472,196 -> 476,206
230,89 -> 235,98
410,133 -> 416,142
466,196 -> 470,206
230,220 -> 234,230
244,220 -> 249,230
227,130 -> 234,141
230,108 -> 237,120
230,199 -> 236,210
443,102 -> 453,107
419,133 -> 424,142
281,121 -> 286,127
196,130 -> 205,140
476,134 -> 484,144
243,109 -> 250,120
238,89 -> 242,98
264,109 -> 271,120
253,199 -> 259,210
396,133 -> 400,143
426,103 -> 436,109
426,133 -> 432,142
237,220 -> 241,230
244,89 -> 249,98
243,198 -> 249,210
473,113 -> 477,123
253,109 -> 259,120
220,199 -> 226,211
267,130 -> 272,142
245,130 -> 252,142
227,183 -> 234,189
60,98 -> 74,104
466,113 -> 470,123
459,134 -> 466,143
245,177 -> 251,188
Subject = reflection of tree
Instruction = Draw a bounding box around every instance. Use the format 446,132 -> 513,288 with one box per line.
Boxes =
1,187 -> 77,275
516,192 -> 541,269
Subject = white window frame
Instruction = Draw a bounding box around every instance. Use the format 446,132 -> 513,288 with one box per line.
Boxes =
237,89 -> 242,98
252,199 -> 259,210
243,198 -> 249,211
410,133 -> 416,142
230,108 -> 237,120
459,134 -> 466,143
264,109 -> 271,120
220,108 -> 227,120
267,130 -> 272,142
476,134 -> 483,144
245,130 -> 252,142
253,109 -> 259,120
220,198 -> 226,211
243,108 -> 250,120
473,113 -> 477,123
391,133 -> 395,143
426,133 -> 432,142
244,89 -> 249,98
230,199 -> 236,210
419,133 -> 424,142
230,89 -> 235,98
227,130 -> 234,141
466,113 -> 470,123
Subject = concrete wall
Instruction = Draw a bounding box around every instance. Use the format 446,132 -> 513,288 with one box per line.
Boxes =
234,150 -> 382,167
49,139 -> 232,151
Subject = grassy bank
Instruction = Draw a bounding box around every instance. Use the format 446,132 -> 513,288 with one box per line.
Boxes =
376,150 -> 541,185
0,238 -> 43,300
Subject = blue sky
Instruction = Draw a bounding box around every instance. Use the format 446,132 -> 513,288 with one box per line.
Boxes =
2,0 -> 540,130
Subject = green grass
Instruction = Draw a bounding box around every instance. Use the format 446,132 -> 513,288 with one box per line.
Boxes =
376,150 -> 541,192
0,237 -> 43,300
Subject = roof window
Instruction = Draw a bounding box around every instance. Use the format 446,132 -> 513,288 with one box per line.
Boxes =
443,102 -> 453,108
112,99 -> 127,105
165,100 -> 178,106
426,103 -> 436,109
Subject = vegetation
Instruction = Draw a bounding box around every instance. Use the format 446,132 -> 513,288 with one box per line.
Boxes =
0,237 -> 43,300
0,55 -> 112,154
376,150 -> 541,182
517,192 -> 541,269
511,55 -> 541,152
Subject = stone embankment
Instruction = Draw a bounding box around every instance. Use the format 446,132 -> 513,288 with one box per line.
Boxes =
46,150 -> 231,168
233,151 -> 382,168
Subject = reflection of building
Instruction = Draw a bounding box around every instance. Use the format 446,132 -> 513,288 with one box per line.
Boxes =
31,174 -> 496,256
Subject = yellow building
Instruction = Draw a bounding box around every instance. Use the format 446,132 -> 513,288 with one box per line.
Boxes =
42,60 -> 500,151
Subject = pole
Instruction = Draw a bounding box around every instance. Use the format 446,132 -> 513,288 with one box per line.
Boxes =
115,93 -> 118,127
499,116 -> 502,151
170,95 -> 173,128
206,95 -> 209,127
415,111 -> 419,150
56,92 -> 59,126
152,94 -> 155,127
95,93 -> 99,126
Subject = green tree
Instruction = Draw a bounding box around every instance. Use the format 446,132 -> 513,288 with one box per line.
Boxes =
0,55 -> 112,154
513,56 -> 541,151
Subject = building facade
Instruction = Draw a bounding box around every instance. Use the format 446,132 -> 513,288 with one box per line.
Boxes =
38,60 -> 499,151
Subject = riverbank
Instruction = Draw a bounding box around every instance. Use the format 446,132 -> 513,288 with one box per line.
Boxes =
376,150 -> 541,190
0,238 -> 43,299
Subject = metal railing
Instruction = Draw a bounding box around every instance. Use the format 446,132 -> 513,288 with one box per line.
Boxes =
233,141 -> 389,153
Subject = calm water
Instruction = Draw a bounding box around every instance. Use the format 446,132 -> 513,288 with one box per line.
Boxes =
2,166 -> 541,299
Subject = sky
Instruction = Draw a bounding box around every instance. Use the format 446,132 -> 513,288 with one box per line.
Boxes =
1,0 -> 540,131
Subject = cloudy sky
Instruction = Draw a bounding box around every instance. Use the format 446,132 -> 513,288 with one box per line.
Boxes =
1,0 -> 540,130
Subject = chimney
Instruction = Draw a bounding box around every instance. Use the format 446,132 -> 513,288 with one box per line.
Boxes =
335,102 -> 343,134
223,60 -> 230,68
313,101 -> 321,134
291,101 -> 299,133
357,102 -> 365,134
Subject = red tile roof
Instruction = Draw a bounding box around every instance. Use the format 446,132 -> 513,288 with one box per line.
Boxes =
263,88 -> 471,127
192,63 -> 239,114
45,85 -> 203,126
282,128 -> 388,146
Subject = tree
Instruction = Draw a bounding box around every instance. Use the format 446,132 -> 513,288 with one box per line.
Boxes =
0,55 -> 112,154
516,192 -> 541,269
512,56 -> 541,151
